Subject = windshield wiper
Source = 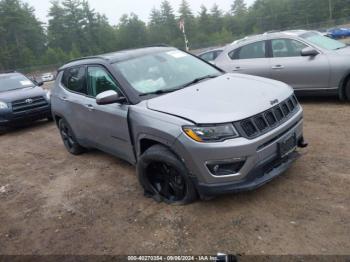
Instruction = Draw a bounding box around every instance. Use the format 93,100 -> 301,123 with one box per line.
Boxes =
182,74 -> 219,88
139,88 -> 179,97
139,74 -> 220,96
335,45 -> 347,50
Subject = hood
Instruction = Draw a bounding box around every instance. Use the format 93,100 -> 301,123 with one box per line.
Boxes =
333,45 -> 350,55
0,86 -> 46,103
147,74 -> 293,124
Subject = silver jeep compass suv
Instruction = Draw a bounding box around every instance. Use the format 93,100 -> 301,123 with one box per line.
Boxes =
51,46 -> 307,204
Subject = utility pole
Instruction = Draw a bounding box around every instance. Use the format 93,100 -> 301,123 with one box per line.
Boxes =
179,19 -> 189,51
329,0 -> 333,21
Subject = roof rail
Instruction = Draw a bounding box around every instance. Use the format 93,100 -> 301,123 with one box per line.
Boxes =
0,70 -> 17,74
263,30 -> 281,34
66,56 -> 108,64
144,43 -> 172,48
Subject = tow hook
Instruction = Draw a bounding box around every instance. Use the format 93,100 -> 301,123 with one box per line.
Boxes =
298,136 -> 308,148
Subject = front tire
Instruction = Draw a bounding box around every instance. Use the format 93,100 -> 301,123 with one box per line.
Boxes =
345,79 -> 350,101
137,145 -> 198,205
58,119 -> 85,155
0,127 -> 6,135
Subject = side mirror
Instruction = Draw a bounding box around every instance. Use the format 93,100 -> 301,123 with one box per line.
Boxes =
36,80 -> 44,87
96,90 -> 126,105
301,47 -> 319,57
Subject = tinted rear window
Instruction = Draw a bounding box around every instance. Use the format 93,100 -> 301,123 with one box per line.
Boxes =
235,41 -> 266,60
61,66 -> 88,95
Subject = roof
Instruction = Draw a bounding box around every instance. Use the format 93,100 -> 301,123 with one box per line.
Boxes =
0,70 -> 17,75
231,30 -> 310,46
59,46 -> 175,71
197,47 -> 225,55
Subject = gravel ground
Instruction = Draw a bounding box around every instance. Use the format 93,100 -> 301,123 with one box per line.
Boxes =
0,87 -> 349,255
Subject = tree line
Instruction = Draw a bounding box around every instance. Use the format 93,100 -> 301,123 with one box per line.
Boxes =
1,0 -> 350,71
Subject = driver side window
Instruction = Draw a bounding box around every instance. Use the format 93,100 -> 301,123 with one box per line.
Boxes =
87,66 -> 121,97
271,39 -> 308,57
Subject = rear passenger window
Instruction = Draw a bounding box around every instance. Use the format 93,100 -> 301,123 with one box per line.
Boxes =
214,50 -> 223,59
237,41 -> 266,60
199,52 -> 215,62
61,66 -> 87,95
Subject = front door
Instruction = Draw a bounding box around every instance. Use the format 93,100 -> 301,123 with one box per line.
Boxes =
83,65 -> 136,164
269,38 -> 330,90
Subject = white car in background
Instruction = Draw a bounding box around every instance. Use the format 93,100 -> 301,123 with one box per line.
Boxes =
41,72 -> 55,82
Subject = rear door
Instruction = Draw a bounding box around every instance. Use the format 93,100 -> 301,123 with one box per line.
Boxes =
269,38 -> 330,90
57,66 -> 90,141
226,41 -> 271,78
83,65 -> 136,163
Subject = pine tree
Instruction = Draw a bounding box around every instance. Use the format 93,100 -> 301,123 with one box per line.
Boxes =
0,0 -> 45,69
231,0 -> 247,16
198,5 -> 210,34
209,4 -> 223,34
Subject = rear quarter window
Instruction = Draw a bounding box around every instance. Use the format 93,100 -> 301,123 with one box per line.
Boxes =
61,66 -> 88,95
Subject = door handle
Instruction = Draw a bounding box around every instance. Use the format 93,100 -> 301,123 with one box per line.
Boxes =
85,104 -> 95,111
272,65 -> 285,69
232,66 -> 241,72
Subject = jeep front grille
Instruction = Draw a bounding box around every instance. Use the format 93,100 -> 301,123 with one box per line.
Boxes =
238,95 -> 299,139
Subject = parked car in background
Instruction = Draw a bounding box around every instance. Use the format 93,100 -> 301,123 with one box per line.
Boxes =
215,30 -> 350,100
197,48 -> 224,64
51,46 -> 306,205
327,27 -> 350,39
41,72 -> 55,82
0,72 -> 51,133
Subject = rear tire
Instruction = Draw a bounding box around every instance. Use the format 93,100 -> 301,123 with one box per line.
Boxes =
58,119 -> 85,155
137,145 -> 198,205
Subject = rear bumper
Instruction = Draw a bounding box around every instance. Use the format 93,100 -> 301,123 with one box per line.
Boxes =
195,150 -> 300,197
0,106 -> 51,127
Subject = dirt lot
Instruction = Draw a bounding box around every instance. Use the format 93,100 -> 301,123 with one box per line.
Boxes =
0,87 -> 349,255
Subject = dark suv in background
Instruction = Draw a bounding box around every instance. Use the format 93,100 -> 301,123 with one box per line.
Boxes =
0,72 -> 51,133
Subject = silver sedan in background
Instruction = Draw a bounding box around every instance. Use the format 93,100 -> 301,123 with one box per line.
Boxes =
197,48 -> 224,64
215,30 -> 350,100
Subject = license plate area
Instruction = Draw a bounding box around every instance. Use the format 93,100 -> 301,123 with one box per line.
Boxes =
278,133 -> 297,158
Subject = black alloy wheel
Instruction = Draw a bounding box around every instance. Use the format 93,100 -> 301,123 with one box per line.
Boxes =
58,119 -> 85,155
146,162 -> 187,202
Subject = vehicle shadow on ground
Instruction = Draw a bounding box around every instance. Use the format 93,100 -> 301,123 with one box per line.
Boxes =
0,120 -> 53,136
297,95 -> 346,105
84,148 -> 134,168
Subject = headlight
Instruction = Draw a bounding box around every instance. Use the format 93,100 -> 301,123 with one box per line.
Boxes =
183,124 -> 239,142
0,101 -> 8,109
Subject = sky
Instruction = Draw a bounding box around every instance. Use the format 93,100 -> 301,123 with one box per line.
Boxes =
26,0 -> 256,25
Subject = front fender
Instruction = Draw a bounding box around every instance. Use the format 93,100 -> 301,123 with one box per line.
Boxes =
128,105 -> 193,158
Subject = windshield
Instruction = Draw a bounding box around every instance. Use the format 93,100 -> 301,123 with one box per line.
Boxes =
113,50 -> 221,95
0,73 -> 35,92
301,32 -> 346,50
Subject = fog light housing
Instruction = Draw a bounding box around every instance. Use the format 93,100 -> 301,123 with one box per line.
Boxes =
206,159 -> 245,176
